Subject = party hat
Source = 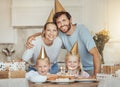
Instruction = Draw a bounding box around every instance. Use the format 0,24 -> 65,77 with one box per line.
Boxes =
55,0 -> 66,13
46,9 -> 55,22
70,42 -> 78,55
37,46 -> 48,59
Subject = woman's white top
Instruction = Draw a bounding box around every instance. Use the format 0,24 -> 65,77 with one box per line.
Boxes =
22,36 -> 62,64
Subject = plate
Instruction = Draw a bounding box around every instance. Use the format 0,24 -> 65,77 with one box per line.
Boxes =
75,79 -> 98,83
47,79 -> 75,84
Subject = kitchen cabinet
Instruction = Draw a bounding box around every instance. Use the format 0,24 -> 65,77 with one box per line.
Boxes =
11,0 -> 81,26
0,0 -> 16,43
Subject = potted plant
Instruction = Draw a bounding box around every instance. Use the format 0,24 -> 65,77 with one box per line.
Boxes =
93,29 -> 110,64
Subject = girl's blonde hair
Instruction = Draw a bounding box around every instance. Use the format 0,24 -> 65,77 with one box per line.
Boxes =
36,57 -> 50,66
65,52 -> 81,71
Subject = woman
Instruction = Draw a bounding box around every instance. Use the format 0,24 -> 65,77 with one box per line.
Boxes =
22,22 -> 62,74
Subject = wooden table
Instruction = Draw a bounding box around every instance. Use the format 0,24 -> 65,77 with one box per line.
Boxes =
29,81 -> 98,87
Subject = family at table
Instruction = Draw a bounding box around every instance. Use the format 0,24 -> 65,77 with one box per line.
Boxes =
22,0 -> 101,83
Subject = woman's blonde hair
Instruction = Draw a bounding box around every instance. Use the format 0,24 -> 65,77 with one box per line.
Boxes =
42,22 -> 58,37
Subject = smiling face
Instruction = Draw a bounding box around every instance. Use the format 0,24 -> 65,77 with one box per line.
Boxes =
44,23 -> 58,41
36,58 -> 50,75
55,14 -> 71,33
65,53 -> 80,71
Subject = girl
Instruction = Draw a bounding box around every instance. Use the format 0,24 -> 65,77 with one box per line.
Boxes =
26,47 -> 57,82
65,42 -> 89,78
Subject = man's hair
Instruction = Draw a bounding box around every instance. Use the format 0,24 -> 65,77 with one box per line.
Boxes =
53,11 -> 71,25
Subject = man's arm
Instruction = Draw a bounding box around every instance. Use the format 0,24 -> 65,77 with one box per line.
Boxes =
89,47 -> 101,78
26,32 -> 41,49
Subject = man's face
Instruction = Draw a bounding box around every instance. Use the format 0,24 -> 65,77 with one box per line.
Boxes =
36,60 -> 50,75
56,14 -> 71,33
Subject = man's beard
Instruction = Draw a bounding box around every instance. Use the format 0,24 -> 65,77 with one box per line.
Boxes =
60,23 -> 71,33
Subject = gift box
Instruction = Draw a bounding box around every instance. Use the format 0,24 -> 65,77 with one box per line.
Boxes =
0,61 -> 26,79
10,70 -> 26,78
102,64 -> 120,74
0,71 -> 26,79
0,71 -> 9,79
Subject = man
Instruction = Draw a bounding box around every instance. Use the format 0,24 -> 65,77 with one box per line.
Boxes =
53,11 -> 101,78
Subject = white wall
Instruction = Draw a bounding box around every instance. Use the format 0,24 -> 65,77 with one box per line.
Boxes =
103,0 -> 120,64
11,0 -> 81,26
0,0 -> 16,43
81,0 -> 107,33
107,0 -> 120,41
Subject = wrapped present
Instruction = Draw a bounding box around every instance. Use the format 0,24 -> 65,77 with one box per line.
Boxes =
0,61 -> 26,79
10,70 -> 26,78
102,64 -> 120,74
0,71 -> 9,79
0,70 -> 26,79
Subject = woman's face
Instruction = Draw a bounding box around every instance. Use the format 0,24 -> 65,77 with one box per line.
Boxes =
36,60 -> 50,75
66,55 -> 80,70
44,24 -> 58,41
